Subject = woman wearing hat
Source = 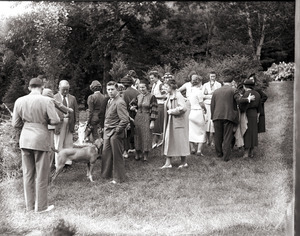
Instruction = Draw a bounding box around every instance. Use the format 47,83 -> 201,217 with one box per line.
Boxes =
87,80 -> 107,141
248,73 -> 268,133
240,79 -> 262,158
120,75 -> 140,158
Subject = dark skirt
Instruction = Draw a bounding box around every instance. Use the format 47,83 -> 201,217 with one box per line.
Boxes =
244,116 -> 258,148
134,112 -> 152,152
153,104 -> 164,135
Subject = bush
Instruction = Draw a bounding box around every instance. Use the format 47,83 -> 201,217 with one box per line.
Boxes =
208,54 -> 263,84
109,58 -> 128,82
174,60 -> 213,86
0,120 -> 22,181
264,61 -> 294,81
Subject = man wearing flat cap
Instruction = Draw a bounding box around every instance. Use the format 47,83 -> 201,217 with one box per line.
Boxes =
120,75 -> 140,157
53,80 -> 79,169
87,80 -> 108,141
12,77 -> 60,213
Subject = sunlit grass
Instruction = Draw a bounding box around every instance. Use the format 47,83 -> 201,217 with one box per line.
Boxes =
0,81 -> 293,235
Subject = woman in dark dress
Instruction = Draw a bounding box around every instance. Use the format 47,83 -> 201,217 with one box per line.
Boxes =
129,79 -> 158,161
241,79 -> 262,158
248,73 -> 268,133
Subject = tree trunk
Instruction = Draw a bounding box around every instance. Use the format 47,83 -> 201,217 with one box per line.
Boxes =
245,9 -> 256,60
102,52 -> 111,94
255,13 -> 267,61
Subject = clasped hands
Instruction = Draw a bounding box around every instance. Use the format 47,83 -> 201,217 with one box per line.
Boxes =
247,93 -> 255,103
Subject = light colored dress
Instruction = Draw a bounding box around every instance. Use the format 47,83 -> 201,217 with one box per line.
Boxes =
188,86 -> 206,143
162,91 -> 190,157
203,81 -> 222,132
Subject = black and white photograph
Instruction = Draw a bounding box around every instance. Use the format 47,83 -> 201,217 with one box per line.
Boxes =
0,1 -> 296,235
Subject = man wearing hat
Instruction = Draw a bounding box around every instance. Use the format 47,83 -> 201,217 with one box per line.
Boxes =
240,78 -> 262,158
120,75 -> 139,157
53,80 -> 79,169
211,69 -> 255,162
87,80 -> 108,141
12,77 -> 60,213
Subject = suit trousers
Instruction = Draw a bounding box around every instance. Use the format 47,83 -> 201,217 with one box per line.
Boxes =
213,119 -> 234,161
101,133 -> 126,182
54,118 -> 73,166
21,148 -> 50,212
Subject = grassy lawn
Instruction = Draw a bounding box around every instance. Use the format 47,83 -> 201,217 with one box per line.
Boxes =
0,81 -> 293,235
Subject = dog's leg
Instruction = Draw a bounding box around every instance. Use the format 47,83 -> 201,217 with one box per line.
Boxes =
86,163 -> 90,177
51,164 -> 65,184
89,162 -> 95,182
86,162 -> 94,182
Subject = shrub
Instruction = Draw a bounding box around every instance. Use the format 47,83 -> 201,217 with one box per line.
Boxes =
3,77 -> 27,111
109,58 -> 128,82
264,61 -> 294,81
0,120 -> 22,181
208,54 -> 263,84
174,60 -> 213,86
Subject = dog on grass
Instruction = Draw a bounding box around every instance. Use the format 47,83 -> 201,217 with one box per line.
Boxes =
51,138 -> 103,183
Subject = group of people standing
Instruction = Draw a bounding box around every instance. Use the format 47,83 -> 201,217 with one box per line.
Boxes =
11,68 -> 267,213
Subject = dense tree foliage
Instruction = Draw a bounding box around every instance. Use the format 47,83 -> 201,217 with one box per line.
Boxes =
0,1 -> 294,108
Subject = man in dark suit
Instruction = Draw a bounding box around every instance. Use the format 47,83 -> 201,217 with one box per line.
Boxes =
53,80 -> 79,168
120,75 -> 140,157
101,81 -> 130,183
211,70 -> 255,161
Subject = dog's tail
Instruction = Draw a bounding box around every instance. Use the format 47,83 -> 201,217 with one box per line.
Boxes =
51,147 -> 59,153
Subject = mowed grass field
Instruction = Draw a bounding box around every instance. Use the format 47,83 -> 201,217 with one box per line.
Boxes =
0,81 -> 293,235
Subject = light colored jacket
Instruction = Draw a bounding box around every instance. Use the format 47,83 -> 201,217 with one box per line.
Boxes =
12,91 -> 60,151
53,92 -> 79,134
162,91 -> 190,156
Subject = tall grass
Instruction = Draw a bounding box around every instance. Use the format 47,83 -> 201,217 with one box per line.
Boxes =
0,81 -> 293,235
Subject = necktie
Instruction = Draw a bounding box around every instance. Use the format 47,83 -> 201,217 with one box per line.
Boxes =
63,95 -> 67,107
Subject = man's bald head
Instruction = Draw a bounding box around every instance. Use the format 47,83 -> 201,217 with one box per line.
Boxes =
58,80 -> 70,96
59,80 -> 70,88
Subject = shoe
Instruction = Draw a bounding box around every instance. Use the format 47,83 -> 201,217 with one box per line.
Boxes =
123,152 -> 128,159
191,150 -> 196,154
242,153 -> 249,158
196,152 -> 204,156
178,163 -> 188,169
143,158 -> 148,162
128,149 -> 135,153
134,156 -> 141,161
160,164 -> 172,169
217,153 -> 223,158
110,180 -> 117,184
35,205 -> 54,213
152,143 -> 157,149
